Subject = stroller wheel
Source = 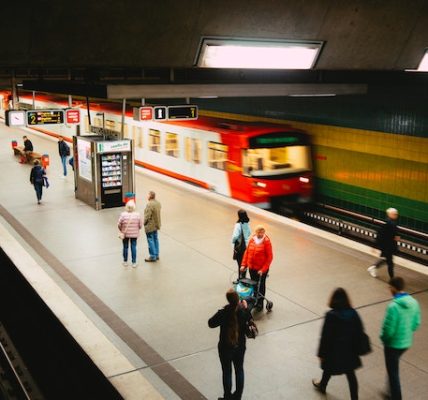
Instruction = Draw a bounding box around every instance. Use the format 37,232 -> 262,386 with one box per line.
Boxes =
266,301 -> 273,313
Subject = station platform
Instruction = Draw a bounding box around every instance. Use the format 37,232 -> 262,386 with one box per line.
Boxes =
0,122 -> 427,400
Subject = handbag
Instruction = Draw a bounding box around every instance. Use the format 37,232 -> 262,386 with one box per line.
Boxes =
357,332 -> 372,356
118,214 -> 133,240
233,224 -> 246,260
245,319 -> 258,339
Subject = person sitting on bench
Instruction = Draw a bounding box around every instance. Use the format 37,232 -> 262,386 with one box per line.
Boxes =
20,136 -> 34,164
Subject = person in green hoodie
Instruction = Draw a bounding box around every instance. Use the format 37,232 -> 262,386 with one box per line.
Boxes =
380,277 -> 421,400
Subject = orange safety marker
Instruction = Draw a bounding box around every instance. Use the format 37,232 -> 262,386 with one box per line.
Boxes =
41,154 -> 50,169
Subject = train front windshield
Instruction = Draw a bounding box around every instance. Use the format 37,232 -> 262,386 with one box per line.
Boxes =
242,145 -> 311,177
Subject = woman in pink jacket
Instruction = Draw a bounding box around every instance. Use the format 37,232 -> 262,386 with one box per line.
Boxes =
118,200 -> 142,268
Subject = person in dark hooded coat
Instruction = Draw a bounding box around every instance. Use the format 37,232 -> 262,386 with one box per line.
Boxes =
312,288 -> 365,400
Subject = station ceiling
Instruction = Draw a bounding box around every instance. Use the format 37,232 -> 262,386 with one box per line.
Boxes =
1,1 -> 428,97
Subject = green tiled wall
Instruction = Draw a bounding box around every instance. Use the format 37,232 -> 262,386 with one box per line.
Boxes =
316,178 -> 428,232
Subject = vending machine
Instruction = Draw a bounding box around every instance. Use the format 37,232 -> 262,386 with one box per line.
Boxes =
74,136 -> 135,210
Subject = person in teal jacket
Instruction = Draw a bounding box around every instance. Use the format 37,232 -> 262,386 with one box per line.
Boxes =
381,277 -> 421,400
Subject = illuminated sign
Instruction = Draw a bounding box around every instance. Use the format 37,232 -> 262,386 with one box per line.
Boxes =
249,132 -> 308,148
140,107 -> 153,120
153,106 -> 167,120
66,109 -> 80,124
97,140 -> 131,153
168,105 -> 198,120
27,110 -> 64,125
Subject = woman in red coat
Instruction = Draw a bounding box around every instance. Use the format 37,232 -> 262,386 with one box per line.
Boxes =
240,225 -> 273,311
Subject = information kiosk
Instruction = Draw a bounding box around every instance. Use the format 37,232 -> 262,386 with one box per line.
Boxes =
73,135 -> 135,210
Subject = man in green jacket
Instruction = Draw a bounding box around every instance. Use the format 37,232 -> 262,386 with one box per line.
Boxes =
380,277 -> 421,400
144,191 -> 161,262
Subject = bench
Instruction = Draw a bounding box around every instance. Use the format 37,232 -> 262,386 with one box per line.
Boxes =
13,145 -> 42,164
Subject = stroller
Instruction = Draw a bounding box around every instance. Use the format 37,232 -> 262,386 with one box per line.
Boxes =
234,277 -> 273,313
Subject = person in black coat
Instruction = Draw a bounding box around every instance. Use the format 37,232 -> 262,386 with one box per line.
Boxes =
312,288 -> 364,400
21,135 -> 34,164
368,208 -> 399,278
30,160 -> 46,204
209,289 -> 251,400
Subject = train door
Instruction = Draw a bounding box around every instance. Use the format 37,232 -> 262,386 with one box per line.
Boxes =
205,140 -> 230,195
184,131 -> 203,183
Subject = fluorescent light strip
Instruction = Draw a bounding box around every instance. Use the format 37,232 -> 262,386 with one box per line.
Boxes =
197,39 -> 322,69
417,51 -> 428,71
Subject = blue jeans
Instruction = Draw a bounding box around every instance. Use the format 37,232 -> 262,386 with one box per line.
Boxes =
385,347 -> 406,400
219,345 -> 245,400
61,155 -> 67,176
146,231 -> 159,260
123,238 -> 137,263
34,183 -> 43,201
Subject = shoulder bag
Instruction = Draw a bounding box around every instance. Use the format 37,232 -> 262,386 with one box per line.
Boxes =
357,332 -> 372,356
233,224 -> 246,260
245,318 -> 259,339
118,214 -> 133,240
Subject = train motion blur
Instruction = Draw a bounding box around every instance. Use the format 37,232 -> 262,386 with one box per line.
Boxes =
0,92 -> 313,209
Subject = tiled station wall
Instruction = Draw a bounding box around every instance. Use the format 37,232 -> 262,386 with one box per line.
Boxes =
194,95 -> 428,232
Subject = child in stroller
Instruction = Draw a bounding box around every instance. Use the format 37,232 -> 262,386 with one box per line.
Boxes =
234,278 -> 273,313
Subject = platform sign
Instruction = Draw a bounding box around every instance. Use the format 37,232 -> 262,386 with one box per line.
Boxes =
168,105 -> 198,120
140,107 -> 153,121
153,106 -> 167,121
6,110 -> 26,126
66,109 -> 80,124
27,110 -> 64,126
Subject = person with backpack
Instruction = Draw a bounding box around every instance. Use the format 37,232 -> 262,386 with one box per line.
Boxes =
231,210 -> 251,280
30,159 -> 46,204
58,137 -> 70,177
209,289 -> 252,400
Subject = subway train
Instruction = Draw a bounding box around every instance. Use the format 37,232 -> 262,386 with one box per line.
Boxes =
0,92 -> 313,209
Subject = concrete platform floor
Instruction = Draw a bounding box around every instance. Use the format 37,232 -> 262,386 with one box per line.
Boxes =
0,123 -> 427,399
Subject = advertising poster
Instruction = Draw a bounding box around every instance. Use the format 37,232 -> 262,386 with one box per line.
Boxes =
77,139 -> 92,181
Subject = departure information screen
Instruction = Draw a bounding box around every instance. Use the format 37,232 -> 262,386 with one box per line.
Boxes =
27,110 -> 65,125
167,105 -> 198,120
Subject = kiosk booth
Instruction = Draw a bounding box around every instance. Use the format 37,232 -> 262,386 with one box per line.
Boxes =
73,135 -> 135,210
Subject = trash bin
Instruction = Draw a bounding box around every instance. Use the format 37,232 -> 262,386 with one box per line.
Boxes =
11,140 -> 17,149
123,192 -> 135,204
41,154 -> 50,169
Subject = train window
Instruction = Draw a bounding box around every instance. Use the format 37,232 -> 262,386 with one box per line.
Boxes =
105,119 -> 116,130
84,116 -> 90,133
149,129 -> 161,153
165,132 -> 179,158
208,142 -> 228,170
94,117 -> 102,128
185,138 -> 201,164
133,126 -> 143,148
242,145 -> 310,177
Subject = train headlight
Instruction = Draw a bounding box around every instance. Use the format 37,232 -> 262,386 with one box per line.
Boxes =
253,181 -> 267,188
299,177 -> 310,184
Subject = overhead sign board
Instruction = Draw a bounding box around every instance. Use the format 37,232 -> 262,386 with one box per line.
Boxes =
168,105 -> 198,120
66,109 -> 80,124
153,106 -> 167,121
5,110 -> 26,126
140,107 -> 153,120
27,109 -> 64,126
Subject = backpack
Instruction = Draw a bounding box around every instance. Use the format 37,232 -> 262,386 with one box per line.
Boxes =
33,166 -> 44,184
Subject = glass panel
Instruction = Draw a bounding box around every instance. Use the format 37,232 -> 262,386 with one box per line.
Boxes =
84,116 -> 90,133
242,145 -> 310,177
165,132 -> 179,158
193,139 -> 201,164
185,137 -> 191,162
208,141 -> 228,170
149,129 -> 161,153
137,127 -> 143,148
105,119 -> 116,130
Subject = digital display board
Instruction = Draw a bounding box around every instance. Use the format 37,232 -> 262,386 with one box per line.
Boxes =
249,132 -> 308,148
27,110 -> 65,126
168,105 -> 198,120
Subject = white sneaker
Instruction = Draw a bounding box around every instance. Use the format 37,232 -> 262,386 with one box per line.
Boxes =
132,263 -> 138,268
122,261 -> 129,267
367,265 -> 377,278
